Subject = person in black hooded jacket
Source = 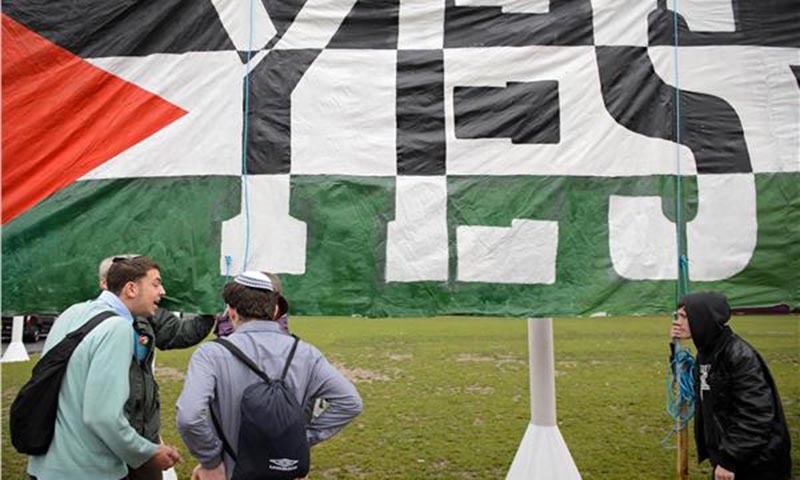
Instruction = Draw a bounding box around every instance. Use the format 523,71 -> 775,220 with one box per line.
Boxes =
670,291 -> 791,480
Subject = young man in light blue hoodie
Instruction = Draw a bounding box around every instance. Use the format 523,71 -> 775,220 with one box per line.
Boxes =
27,256 -> 181,480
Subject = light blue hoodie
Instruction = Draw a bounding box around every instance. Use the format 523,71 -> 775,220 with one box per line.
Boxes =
27,293 -> 157,480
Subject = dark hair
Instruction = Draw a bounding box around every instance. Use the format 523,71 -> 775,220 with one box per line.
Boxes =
263,272 -> 283,294
223,282 -> 279,321
263,272 -> 289,318
106,256 -> 160,294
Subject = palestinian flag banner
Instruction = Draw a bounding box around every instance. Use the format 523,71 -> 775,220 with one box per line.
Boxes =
3,0 -> 799,316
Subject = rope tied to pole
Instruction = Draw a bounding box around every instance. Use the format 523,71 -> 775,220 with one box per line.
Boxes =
661,339 -> 696,447
662,0 -> 696,463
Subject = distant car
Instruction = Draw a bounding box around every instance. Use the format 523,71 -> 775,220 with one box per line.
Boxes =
1,314 -> 57,343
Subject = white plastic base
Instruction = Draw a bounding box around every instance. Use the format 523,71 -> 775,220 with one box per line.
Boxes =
506,423 -> 581,480
1,341 -> 30,363
2,316 -> 30,363
163,467 -> 178,480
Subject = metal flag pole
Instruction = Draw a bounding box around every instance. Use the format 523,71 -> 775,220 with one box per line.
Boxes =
506,318 -> 581,480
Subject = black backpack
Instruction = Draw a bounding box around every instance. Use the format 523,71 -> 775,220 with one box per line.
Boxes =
10,311 -> 116,454
210,335 -> 310,480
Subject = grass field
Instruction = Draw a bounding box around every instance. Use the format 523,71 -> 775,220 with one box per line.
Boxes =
3,315 -> 798,479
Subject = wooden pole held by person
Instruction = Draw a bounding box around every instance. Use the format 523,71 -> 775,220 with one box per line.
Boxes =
676,338 -> 689,480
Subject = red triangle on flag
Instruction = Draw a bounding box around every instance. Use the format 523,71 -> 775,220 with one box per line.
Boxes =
2,14 -> 188,224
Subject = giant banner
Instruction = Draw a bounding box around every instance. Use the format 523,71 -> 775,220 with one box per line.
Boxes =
3,0 -> 799,316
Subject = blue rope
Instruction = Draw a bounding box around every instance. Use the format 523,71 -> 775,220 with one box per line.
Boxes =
662,341 -> 696,446
678,254 -> 689,299
224,255 -> 233,282
662,0 -> 696,449
672,0 -> 689,304
223,0 -> 255,273
239,0 -> 255,272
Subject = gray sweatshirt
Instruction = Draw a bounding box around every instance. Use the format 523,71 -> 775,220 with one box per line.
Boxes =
176,320 -> 362,474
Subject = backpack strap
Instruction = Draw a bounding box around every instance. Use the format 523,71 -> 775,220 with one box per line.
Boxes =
209,403 -> 237,462
64,311 -> 117,342
213,338 -> 272,383
9,310 -> 117,455
280,334 -> 301,381
213,334 -> 302,382
208,338 -> 272,462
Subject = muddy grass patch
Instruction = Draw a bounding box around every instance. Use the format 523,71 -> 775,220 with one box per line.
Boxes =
386,352 -> 412,361
155,366 -> 185,381
333,363 -> 392,383
454,353 -> 524,367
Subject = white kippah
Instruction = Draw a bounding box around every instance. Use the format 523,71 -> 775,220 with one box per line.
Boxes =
234,271 -> 274,291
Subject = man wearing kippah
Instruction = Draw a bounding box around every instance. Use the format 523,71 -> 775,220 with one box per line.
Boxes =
214,271 -> 290,338
98,255 -> 216,480
177,271 -> 362,480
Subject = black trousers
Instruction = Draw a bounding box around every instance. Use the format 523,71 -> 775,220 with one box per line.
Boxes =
127,463 -> 164,480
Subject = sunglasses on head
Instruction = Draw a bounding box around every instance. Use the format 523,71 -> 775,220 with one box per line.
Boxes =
112,255 -> 143,264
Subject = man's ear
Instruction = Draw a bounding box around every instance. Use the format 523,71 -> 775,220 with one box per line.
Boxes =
121,281 -> 137,299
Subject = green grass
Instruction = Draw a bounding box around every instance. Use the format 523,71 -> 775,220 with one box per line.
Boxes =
3,315 -> 798,479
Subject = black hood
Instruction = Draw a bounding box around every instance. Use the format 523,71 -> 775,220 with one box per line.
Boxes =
681,291 -> 731,354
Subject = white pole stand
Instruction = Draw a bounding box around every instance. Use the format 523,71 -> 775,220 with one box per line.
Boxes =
2,316 -> 30,363
152,344 -> 180,480
506,318 -> 581,480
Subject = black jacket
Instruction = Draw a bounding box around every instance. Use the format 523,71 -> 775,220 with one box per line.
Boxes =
684,292 -> 791,480
125,308 -> 214,442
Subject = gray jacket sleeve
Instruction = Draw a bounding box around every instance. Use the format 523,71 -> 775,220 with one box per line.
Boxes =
176,346 -> 223,469
151,308 -> 215,350
304,353 -> 363,446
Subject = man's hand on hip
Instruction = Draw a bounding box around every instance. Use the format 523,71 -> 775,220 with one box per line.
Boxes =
191,462 -> 226,480
714,465 -> 735,480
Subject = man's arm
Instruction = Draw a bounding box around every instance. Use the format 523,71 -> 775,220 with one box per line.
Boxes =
176,346 -> 224,469
305,352 -> 363,446
150,308 -> 215,350
82,318 -> 158,468
716,348 -> 775,472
